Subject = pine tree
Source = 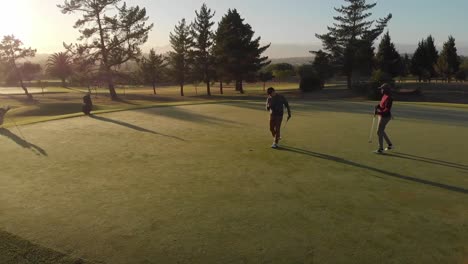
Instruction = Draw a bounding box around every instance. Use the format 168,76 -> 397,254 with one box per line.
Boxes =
213,9 -> 270,94
191,3 -> 215,96
59,0 -> 153,100
376,32 -> 402,78
425,35 -> 439,80
411,40 -> 428,82
438,36 -> 460,82
315,0 -> 392,89
139,49 -> 166,94
169,19 -> 193,96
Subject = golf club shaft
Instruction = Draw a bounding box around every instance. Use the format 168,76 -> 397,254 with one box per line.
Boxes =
368,115 -> 376,143
7,116 -> 26,141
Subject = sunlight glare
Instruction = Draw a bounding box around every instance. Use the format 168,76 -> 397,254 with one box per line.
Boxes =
0,1 -> 33,42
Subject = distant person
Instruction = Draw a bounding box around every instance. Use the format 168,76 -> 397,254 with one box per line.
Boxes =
0,105 -> 11,126
374,83 -> 394,154
82,93 -> 93,116
266,87 -> 291,149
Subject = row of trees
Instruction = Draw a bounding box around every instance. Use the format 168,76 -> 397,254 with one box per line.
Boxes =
311,0 -> 466,92
163,6 -> 269,96
0,1 -> 270,99
411,35 -> 463,82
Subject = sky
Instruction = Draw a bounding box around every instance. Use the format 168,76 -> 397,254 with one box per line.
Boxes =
0,0 -> 467,57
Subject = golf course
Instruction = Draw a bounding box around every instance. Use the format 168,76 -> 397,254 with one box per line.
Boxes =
1,85 -> 467,264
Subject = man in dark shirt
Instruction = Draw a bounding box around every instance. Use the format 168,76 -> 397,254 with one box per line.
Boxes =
82,93 -> 93,115
266,87 -> 291,149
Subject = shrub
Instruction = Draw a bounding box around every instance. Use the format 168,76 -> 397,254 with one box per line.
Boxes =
298,64 -> 323,92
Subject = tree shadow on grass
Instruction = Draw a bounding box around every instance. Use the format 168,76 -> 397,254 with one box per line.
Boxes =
385,152 -> 468,171
0,128 -> 47,156
0,230 -> 98,264
146,106 -> 243,126
90,115 -> 186,141
278,146 -> 468,195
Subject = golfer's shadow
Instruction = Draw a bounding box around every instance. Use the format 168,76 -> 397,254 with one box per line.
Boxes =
0,128 -> 47,156
279,146 -> 468,195
386,152 -> 468,171
90,115 -> 185,141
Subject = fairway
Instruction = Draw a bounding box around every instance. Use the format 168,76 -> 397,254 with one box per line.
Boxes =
1,100 -> 467,263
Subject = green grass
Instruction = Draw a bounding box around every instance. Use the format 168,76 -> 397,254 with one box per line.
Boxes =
0,99 -> 467,264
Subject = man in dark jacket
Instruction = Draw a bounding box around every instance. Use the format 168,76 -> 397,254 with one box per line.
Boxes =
374,83 -> 394,154
82,93 -> 93,115
266,87 -> 291,149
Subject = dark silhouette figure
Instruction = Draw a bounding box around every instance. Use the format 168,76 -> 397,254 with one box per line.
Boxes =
82,93 -> 93,115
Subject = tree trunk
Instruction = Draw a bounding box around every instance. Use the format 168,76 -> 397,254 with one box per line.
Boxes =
20,83 -> 32,100
239,80 -> 244,94
206,81 -> 211,96
263,82 -> 266,91
61,78 -> 67,88
107,69 -> 117,100
180,84 -> 184,96
152,82 -> 156,94
220,82 -> 223,95
13,59 -> 32,100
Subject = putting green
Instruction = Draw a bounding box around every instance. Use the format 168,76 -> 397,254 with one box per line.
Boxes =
0,100 -> 467,264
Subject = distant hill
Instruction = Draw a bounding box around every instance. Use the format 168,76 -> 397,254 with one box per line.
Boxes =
270,57 -> 314,66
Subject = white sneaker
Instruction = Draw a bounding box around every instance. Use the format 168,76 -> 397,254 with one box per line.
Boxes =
271,143 -> 278,149
374,149 -> 384,154
385,145 -> 394,151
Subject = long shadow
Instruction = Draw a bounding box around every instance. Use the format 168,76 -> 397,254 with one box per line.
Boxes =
279,146 -> 468,195
0,128 -> 47,156
90,115 -> 185,141
146,106 -> 243,126
394,152 -> 468,169
0,230 -> 97,264
386,152 -> 468,171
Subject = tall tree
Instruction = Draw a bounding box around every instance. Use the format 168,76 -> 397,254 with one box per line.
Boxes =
169,19 -> 193,96
191,3 -> 215,96
438,36 -> 460,82
213,9 -> 270,94
46,52 -> 73,87
0,35 -> 36,99
375,32 -> 402,78
139,49 -> 166,94
315,0 -> 392,89
58,0 -> 153,100
411,40 -> 428,82
425,35 -> 439,80
311,50 -> 334,87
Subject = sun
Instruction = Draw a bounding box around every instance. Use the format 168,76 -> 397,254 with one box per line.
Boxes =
0,1 -> 33,42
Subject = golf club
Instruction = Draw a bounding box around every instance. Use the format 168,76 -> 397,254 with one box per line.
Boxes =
368,115 -> 376,143
282,117 -> 290,138
7,116 -> 27,141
